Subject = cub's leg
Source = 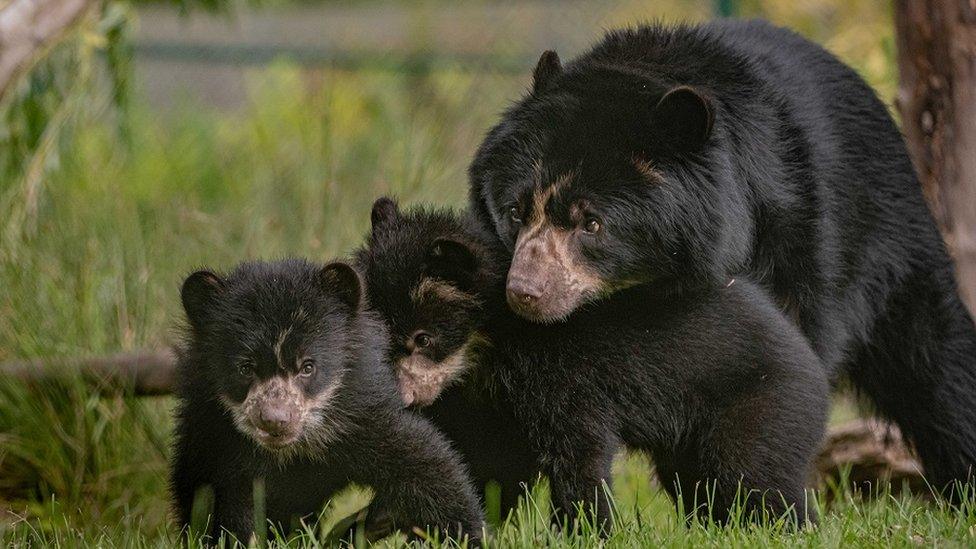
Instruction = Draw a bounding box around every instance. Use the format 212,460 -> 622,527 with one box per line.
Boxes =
350,411 -> 485,542
423,389 -> 539,523
545,438 -> 618,534
517,396 -> 618,534
171,402 -> 255,544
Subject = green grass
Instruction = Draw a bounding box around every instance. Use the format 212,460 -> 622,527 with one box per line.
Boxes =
1,1 -> 971,546
4,453 -> 976,547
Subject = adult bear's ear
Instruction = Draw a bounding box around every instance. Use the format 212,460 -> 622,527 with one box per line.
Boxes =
532,50 -> 562,94
319,262 -> 362,311
370,196 -> 400,235
653,86 -> 714,151
181,270 -> 225,330
426,238 -> 479,291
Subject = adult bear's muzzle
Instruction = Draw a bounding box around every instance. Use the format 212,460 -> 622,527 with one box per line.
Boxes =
506,224 -> 602,323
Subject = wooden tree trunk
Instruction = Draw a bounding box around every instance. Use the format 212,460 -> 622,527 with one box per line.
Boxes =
895,1 -> 976,316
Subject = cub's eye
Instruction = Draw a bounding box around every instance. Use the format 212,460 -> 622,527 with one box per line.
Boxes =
509,207 -> 522,224
237,361 -> 254,377
299,359 -> 315,377
414,333 -> 433,349
583,217 -> 602,234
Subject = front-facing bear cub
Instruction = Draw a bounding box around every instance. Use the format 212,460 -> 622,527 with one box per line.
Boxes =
360,198 -> 830,531
170,259 -> 483,544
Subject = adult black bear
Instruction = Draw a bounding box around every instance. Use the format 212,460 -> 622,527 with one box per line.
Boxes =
469,20 -> 976,495
170,259 -> 483,544
360,198 -> 829,530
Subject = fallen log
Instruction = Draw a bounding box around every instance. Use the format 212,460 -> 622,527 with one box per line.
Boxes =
0,349 -> 177,396
815,417 -> 926,498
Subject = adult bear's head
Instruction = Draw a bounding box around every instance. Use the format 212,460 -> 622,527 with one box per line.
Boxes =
469,47 -> 734,323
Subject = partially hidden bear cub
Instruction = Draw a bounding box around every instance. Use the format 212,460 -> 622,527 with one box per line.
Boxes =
170,259 -> 483,543
357,197 -> 830,530
355,199 -> 539,521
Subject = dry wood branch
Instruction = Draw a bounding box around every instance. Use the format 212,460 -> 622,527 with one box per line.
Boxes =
0,349 -> 177,396
815,418 -> 926,498
0,0 -> 95,101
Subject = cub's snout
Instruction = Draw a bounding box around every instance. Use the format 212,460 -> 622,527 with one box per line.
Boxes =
232,376 -> 320,450
250,399 -> 300,447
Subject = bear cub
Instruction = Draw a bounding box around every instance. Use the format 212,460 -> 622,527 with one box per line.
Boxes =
360,198 -> 830,530
170,258 -> 483,544
356,199 -> 538,520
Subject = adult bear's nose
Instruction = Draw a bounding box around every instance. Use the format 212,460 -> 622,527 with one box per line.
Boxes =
507,275 -> 545,305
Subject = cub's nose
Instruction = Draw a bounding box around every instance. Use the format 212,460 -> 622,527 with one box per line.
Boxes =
256,407 -> 293,436
506,276 -> 545,305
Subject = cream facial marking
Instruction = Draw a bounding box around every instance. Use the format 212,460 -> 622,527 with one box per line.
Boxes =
220,364 -> 348,461
395,340 -> 474,407
506,173 -> 604,321
519,171 -> 574,235
511,224 -> 602,302
273,327 -> 292,370
411,277 -> 472,305
290,372 -> 348,459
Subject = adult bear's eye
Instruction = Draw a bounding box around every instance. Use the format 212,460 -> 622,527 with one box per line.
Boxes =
583,217 -> 602,234
299,359 -> 315,377
509,206 -> 522,224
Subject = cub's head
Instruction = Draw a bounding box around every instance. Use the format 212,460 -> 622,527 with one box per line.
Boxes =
469,49 -> 724,323
180,259 -> 365,455
357,198 -> 491,407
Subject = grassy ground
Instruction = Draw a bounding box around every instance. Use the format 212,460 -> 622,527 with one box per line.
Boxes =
2,1 -> 974,546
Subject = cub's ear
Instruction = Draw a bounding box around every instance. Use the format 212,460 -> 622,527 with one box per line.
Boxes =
181,270 -> 225,329
532,50 -> 562,94
319,262 -> 361,311
370,197 -> 400,234
426,238 -> 479,291
653,86 -> 714,151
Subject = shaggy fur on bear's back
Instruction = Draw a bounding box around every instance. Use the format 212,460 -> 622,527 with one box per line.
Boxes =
469,20 -> 976,494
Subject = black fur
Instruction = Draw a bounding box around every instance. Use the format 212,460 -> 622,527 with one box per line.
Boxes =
170,259 -> 483,543
356,203 -> 539,519
469,20 -> 976,494
358,202 -> 829,529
